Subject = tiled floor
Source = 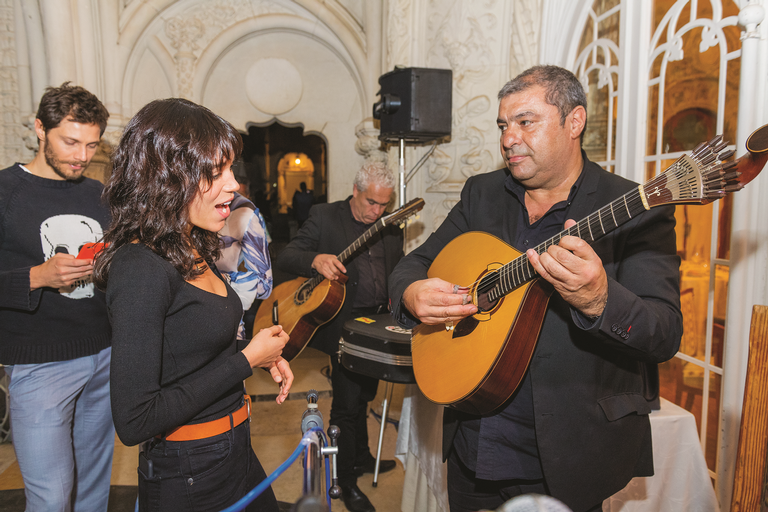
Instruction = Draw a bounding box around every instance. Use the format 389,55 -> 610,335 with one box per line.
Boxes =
0,347 -> 406,511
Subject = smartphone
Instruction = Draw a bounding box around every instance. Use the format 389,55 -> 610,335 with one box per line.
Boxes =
138,451 -> 154,479
76,242 -> 107,260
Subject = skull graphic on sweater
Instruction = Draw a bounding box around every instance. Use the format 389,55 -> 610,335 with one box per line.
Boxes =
40,214 -> 104,299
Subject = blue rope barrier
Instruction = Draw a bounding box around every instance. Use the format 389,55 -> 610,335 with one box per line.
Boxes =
218,427 -> 325,512
325,450 -> 332,511
132,427 -> 329,512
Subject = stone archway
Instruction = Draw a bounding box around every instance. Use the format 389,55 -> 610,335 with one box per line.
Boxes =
120,1 -> 370,201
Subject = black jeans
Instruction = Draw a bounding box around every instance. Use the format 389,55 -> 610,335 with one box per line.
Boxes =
330,356 -> 379,486
138,418 -> 277,512
447,448 -> 603,512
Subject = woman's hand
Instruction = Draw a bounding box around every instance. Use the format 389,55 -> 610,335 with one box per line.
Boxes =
242,325 -> 288,368
265,356 -> 293,404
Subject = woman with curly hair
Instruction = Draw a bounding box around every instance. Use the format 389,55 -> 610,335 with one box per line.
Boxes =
94,98 -> 291,512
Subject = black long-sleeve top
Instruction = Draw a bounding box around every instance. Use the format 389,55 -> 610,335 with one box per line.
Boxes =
106,243 -> 252,446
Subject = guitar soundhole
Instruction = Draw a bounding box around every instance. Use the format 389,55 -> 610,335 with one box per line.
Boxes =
294,283 -> 311,305
476,273 -> 501,312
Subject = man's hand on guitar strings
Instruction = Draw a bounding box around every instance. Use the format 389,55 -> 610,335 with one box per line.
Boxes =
312,253 -> 347,281
402,277 -> 477,326
525,219 -> 608,318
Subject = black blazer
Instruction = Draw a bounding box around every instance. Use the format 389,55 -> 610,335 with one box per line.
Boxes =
277,197 -> 404,356
389,158 -> 682,512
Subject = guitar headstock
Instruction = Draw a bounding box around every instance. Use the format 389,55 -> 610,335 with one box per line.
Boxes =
643,124 -> 768,208
643,136 -> 736,207
382,198 -> 426,227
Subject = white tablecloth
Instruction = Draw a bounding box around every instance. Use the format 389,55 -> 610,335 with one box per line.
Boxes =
397,393 -> 720,512
603,399 -> 720,512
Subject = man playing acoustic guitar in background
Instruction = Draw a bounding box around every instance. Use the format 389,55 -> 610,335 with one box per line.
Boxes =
389,65 -> 683,512
276,161 -> 404,512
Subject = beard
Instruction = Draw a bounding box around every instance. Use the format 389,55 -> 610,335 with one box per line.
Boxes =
44,140 -> 88,181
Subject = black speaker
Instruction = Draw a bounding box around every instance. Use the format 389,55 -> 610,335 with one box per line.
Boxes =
373,67 -> 452,142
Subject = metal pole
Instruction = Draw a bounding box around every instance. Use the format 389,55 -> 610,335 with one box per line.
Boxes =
372,382 -> 394,487
301,431 -> 325,497
399,138 -> 406,208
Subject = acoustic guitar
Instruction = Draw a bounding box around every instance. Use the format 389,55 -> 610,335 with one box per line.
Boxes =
412,126 -> 768,416
254,197 -> 425,361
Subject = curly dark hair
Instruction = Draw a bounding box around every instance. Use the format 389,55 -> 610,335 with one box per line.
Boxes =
93,98 -> 242,288
37,82 -> 109,135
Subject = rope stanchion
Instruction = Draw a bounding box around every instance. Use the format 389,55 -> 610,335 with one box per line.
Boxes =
218,428 -> 323,512
217,389 -> 340,512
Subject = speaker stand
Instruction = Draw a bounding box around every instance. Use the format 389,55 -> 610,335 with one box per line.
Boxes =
397,138 -> 437,209
398,139 -> 406,208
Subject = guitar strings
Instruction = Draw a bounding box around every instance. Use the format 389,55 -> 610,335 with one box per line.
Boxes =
263,205 -> 424,333
412,151 -> 712,349
436,155 -> 708,301
412,185 -> 653,345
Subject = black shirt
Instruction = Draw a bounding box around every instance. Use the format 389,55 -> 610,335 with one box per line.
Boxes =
348,218 -> 388,308
452,168 -> 585,480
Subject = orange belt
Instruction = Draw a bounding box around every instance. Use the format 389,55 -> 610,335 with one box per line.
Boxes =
162,395 -> 251,442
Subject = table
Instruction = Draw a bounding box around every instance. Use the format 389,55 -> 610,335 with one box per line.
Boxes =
603,399 -> 720,511
397,394 -> 720,512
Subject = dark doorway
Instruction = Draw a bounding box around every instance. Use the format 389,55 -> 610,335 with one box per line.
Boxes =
239,121 -> 327,243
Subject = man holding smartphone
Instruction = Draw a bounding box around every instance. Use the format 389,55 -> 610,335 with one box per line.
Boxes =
0,83 -> 114,511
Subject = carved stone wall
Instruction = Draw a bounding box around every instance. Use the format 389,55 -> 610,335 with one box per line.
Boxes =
117,0 -> 370,202
389,0 -> 543,251
0,0 -> 26,165
4,0 -> 544,210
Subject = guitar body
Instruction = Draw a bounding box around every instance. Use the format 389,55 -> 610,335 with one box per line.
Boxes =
252,276 -> 346,361
411,232 -> 553,415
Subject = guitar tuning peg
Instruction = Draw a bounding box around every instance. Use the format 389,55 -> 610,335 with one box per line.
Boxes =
718,149 -> 736,161
711,140 -> 728,154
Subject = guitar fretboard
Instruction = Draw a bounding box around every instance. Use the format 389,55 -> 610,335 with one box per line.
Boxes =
294,198 -> 423,303
338,218 -> 386,262
486,187 -> 649,301
299,217 -> 387,299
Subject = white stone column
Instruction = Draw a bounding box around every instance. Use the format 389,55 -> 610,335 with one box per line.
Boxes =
72,0 -> 104,98
717,1 -> 768,507
39,0 -> 76,84
365,0 -> 384,105
18,0 -> 47,104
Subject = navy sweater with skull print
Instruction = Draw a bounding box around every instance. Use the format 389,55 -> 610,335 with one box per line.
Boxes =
0,163 -> 111,364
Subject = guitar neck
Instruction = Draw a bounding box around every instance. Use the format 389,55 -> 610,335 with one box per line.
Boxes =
298,198 -> 424,297
488,187 -> 648,300
338,218 -> 386,263
304,217 -> 388,292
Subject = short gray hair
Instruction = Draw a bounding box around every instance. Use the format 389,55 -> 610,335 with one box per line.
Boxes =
354,161 -> 396,191
498,65 -> 587,130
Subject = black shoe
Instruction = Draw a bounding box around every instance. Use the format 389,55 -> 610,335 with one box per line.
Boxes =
354,454 -> 397,476
340,482 -> 376,512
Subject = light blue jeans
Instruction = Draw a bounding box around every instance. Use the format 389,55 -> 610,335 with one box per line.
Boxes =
6,347 -> 114,512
